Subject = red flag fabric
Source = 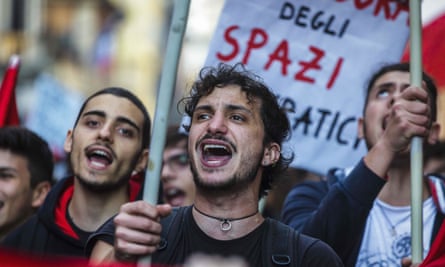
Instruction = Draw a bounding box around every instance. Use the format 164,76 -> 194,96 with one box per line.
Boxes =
401,13 -> 445,90
0,248 -> 172,267
420,219 -> 445,267
407,12 -> 445,266
402,12 -> 445,140
0,54 -> 21,126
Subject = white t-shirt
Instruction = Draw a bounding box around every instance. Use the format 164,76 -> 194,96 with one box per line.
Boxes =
355,197 -> 436,267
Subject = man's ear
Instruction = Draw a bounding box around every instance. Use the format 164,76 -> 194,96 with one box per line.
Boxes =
31,181 -> 51,208
261,143 -> 280,167
134,148 -> 149,173
427,122 -> 441,145
64,130 -> 73,153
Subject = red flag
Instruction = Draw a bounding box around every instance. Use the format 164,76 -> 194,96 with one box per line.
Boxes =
401,12 -> 445,140
420,220 -> 445,267
0,248 -> 170,267
0,54 -> 21,126
401,13 -> 445,90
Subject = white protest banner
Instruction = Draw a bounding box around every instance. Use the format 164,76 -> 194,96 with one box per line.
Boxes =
204,0 -> 410,175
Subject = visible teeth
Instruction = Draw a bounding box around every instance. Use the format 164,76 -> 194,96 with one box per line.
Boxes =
93,150 -> 108,156
203,144 -> 227,151
166,188 -> 179,196
91,161 -> 106,168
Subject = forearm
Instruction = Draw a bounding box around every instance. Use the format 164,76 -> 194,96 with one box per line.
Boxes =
301,160 -> 385,262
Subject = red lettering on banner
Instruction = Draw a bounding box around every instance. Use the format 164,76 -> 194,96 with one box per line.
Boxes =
374,0 -> 394,19
327,57 -> 343,89
295,46 -> 324,84
242,28 -> 268,65
216,25 -> 344,90
216,25 -> 240,61
265,40 -> 291,75
335,0 -> 408,21
389,2 -> 409,20
354,0 -> 374,10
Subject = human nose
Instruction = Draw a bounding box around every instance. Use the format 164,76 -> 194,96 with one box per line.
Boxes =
207,112 -> 227,134
161,165 -> 172,183
98,122 -> 113,142
389,90 -> 402,107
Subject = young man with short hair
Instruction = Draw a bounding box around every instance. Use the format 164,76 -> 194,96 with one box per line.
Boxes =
0,126 -> 54,240
1,87 -> 151,258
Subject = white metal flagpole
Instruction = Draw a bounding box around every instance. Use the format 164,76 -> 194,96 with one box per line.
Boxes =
138,0 -> 191,266
409,0 -> 423,264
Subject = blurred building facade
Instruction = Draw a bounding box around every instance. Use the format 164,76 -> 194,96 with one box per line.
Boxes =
0,0 -> 224,179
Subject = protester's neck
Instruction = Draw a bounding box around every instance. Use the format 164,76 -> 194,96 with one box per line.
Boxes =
192,192 -> 263,240
378,167 -> 430,206
69,180 -> 129,231
192,204 -> 264,240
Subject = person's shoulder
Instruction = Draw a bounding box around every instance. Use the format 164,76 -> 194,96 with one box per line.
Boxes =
286,166 -> 349,195
1,214 -> 40,246
264,219 -> 344,266
298,233 -> 344,266
284,177 -> 329,202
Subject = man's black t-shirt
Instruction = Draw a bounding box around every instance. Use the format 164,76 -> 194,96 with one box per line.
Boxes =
170,207 -> 262,266
86,206 -> 344,267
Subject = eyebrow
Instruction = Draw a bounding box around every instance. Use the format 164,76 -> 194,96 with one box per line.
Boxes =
0,167 -> 18,173
376,82 -> 410,90
82,110 -> 141,132
195,104 -> 253,115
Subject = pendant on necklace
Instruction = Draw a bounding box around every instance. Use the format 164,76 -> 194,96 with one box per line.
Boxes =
390,227 -> 397,237
221,219 -> 232,232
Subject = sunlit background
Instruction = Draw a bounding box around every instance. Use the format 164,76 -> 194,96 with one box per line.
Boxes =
0,0 -> 224,123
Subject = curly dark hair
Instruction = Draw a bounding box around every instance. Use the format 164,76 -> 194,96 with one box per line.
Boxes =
180,63 -> 292,198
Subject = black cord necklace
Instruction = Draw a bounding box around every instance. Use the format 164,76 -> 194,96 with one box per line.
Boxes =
193,205 -> 259,232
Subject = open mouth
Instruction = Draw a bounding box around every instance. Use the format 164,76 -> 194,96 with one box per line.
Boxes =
86,146 -> 113,169
163,188 -> 186,206
0,200 -> 4,209
200,141 -> 233,167
382,115 -> 389,130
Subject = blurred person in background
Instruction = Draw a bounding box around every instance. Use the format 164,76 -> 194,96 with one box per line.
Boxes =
161,124 -> 195,207
0,126 -> 54,241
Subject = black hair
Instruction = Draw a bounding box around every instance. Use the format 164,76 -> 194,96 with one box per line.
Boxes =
364,62 -> 438,121
73,87 -> 151,149
0,126 -> 54,187
165,124 -> 188,150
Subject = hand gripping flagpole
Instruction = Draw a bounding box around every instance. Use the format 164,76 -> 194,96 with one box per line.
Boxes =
409,0 -> 423,264
138,0 -> 191,266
